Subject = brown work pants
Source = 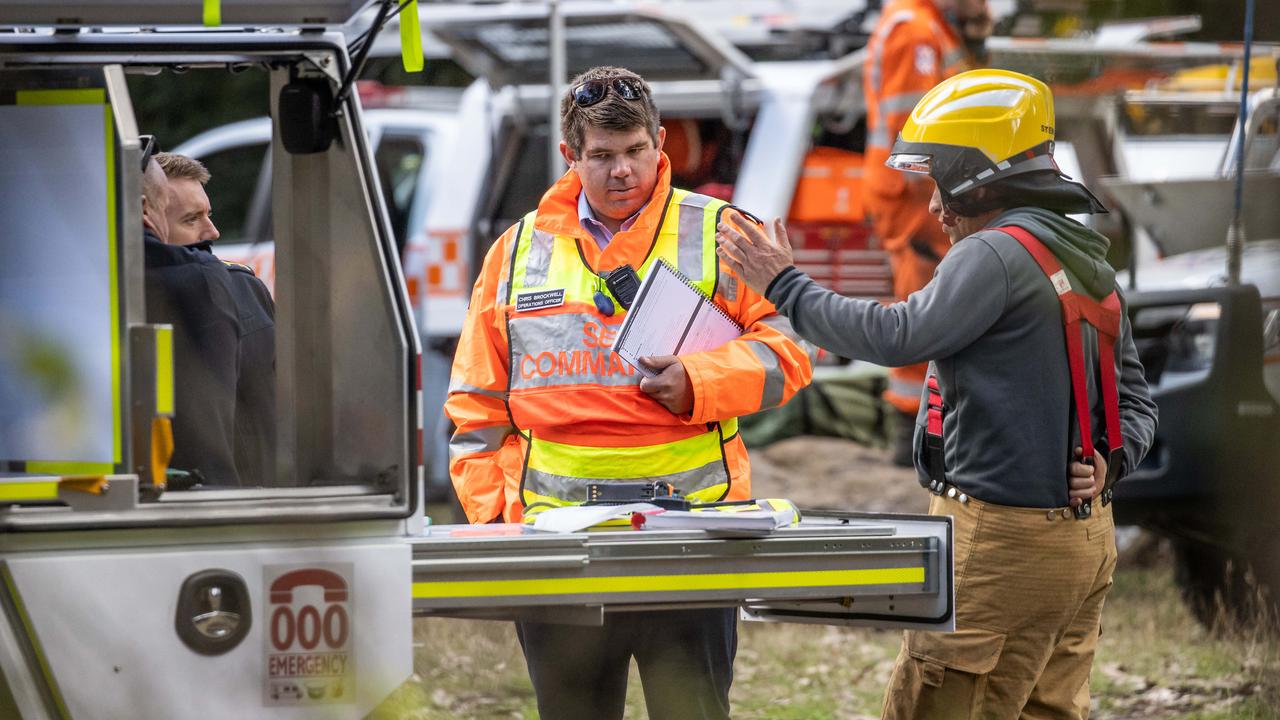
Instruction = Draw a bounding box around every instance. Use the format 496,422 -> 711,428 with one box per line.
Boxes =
866,182 -> 952,414
882,492 -> 1117,720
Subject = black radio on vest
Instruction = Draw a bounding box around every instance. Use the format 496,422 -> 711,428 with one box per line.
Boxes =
605,264 -> 642,310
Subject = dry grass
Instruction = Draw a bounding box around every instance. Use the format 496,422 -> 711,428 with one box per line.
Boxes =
1092,564 -> 1280,719
372,564 -> 1279,719
372,438 -> 1280,719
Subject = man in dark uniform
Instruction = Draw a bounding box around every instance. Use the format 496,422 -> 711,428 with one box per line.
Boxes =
156,152 -> 275,486
141,148 -> 242,485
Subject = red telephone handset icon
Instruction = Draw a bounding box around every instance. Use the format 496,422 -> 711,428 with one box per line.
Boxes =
269,569 -> 348,604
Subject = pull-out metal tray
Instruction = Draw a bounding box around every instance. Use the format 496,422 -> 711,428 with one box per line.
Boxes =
411,511 -> 953,631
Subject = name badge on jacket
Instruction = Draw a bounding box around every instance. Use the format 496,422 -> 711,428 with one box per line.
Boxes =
515,289 -> 566,312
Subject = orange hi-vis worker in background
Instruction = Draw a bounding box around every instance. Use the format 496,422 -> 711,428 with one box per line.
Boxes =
863,0 -> 990,463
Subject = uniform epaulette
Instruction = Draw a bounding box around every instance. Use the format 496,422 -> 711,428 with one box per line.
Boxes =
222,260 -> 255,275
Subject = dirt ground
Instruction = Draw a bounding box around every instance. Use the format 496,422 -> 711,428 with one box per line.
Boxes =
393,436 -> 1278,719
745,437 -> 1280,720
747,436 -> 928,515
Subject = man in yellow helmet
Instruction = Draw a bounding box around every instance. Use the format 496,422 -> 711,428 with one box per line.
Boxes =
717,69 -> 1158,718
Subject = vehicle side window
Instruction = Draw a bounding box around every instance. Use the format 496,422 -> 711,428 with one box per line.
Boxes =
200,141 -> 269,243
374,133 -> 426,255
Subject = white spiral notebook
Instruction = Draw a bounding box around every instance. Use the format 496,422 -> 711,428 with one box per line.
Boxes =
613,259 -> 742,378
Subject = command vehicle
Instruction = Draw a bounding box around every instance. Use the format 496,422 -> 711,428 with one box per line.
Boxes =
0,3 -> 958,717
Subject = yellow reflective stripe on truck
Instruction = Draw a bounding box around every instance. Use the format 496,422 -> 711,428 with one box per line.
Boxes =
1,566 -> 71,719
155,325 -> 175,416
14,89 -> 102,106
104,97 -> 121,465
0,474 -> 112,502
413,567 -> 925,599
15,87 -> 123,469
0,480 -> 60,502
24,461 -> 114,476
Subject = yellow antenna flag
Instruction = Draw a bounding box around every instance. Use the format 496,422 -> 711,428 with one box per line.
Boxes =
399,0 -> 424,73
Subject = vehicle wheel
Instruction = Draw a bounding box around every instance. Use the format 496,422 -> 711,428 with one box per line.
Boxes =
1173,540 -> 1227,627
1173,539 -> 1279,631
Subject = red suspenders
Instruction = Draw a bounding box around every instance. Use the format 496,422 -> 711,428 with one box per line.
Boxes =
923,225 -> 1125,518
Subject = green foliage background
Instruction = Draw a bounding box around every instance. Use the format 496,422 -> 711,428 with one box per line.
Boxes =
128,68 -> 270,150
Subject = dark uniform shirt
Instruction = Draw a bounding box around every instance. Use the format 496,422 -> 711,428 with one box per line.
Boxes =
191,240 -> 277,487
144,231 -> 241,485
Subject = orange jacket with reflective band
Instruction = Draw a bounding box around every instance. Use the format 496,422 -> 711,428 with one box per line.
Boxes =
863,0 -> 972,204
445,155 -> 812,524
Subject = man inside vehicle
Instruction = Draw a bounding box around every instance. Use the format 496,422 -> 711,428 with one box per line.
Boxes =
141,141 -> 242,486
157,152 -> 275,486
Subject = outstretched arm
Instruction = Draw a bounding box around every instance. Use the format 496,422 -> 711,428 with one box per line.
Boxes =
717,212 -> 1008,367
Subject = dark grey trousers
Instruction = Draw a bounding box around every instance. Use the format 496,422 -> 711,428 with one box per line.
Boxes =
516,607 -> 737,720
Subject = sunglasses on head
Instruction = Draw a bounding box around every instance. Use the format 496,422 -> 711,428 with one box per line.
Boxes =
139,134 -> 159,173
569,77 -> 645,108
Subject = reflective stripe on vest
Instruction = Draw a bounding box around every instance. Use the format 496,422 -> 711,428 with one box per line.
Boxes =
505,188 -> 736,507
867,9 -> 916,96
524,423 -> 735,505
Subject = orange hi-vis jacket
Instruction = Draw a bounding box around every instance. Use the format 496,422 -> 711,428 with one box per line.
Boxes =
863,0 -> 971,206
445,155 -> 812,524
863,0 -> 973,414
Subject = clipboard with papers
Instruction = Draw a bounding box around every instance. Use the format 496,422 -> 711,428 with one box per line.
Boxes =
613,259 -> 742,378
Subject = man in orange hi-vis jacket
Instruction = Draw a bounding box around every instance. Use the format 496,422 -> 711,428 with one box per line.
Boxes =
444,65 -> 811,720
864,0 -> 991,464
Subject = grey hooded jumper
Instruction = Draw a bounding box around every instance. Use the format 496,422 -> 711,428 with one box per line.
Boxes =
766,207 -> 1158,508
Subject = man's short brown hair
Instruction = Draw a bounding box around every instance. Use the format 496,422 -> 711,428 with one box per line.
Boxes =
155,152 -> 211,185
560,66 -> 660,155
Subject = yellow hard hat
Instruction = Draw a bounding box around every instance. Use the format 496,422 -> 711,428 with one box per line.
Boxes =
887,69 -> 1060,198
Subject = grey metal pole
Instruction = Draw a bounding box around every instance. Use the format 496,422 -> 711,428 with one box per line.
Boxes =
1227,0 -> 1256,286
549,0 -> 567,185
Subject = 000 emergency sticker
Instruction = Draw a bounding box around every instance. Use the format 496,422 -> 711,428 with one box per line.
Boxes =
263,563 -> 355,707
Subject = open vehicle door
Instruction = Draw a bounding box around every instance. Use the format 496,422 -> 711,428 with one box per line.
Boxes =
1086,35 -> 1280,624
